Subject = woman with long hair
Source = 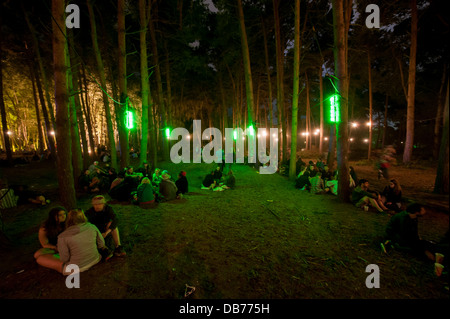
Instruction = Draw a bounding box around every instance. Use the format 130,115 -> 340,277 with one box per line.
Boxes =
381,179 -> 403,212
34,207 -> 67,260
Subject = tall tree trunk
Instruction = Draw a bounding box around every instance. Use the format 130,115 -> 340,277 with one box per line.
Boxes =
149,2 -> 169,161
66,39 -> 83,184
0,24 -> 13,165
403,0 -> 418,163
433,65 -> 447,159
367,50 -> 373,159
52,0 -> 77,209
332,0 -> 351,203
68,30 -> 90,170
319,66 -> 324,154
118,0 -> 129,168
382,93 -> 388,148
273,0 -> 286,163
289,0 -> 300,180
433,81 -> 449,194
261,17 -> 273,127
80,63 -> 96,156
237,0 -> 256,162
306,72 -> 311,150
139,0 -> 150,166
29,64 -> 45,154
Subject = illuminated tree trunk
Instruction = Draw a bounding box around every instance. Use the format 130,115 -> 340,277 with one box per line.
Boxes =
382,93 -> 388,148
0,26 -> 13,165
149,3 -> 169,161
274,0 -> 286,163
68,30 -> 90,170
305,72 -> 311,150
52,0 -> 77,209
367,50 -> 373,159
261,17 -> 273,127
289,0 -> 300,180
237,0 -> 256,161
403,0 -> 418,164
118,0 -> 129,168
80,63 -> 96,155
88,0 -> 117,168
332,0 -> 351,203
29,64 -> 45,153
433,65 -> 447,159
319,66 -> 324,154
139,0 -> 150,166
433,81 -> 449,194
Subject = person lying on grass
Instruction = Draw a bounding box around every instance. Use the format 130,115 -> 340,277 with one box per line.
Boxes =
351,178 -> 388,213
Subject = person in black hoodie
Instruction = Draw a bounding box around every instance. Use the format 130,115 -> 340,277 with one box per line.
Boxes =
175,171 -> 189,196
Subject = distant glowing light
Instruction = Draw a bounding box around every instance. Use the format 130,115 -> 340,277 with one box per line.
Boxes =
351,122 -> 358,128
366,121 -> 372,126
364,139 -> 369,143
50,131 -> 55,135
125,111 -> 134,129
324,137 -> 328,141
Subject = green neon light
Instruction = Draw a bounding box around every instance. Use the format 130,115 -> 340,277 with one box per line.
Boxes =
165,128 -> 170,138
248,125 -> 254,136
125,110 -> 134,129
329,94 -> 340,123
233,130 -> 237,140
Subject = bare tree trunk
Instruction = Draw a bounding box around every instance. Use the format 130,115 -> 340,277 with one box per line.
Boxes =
382,93 -> 388,148
52,0 -> 77,209
403,0 -> 418,163
139,0 -> 150,166
149,2 -> 169,161
332,0 -> 351,203
289,0 -> 300,180
118,0 -> 129,168
29,64 -> 45,154
433,65 -> 447,159
261,17 -> 273,127
0,25 -> 13,165
434,81 -> 449,194
319,66 -> 324,154
237,0 -> 256,162
367,50 -> 373,159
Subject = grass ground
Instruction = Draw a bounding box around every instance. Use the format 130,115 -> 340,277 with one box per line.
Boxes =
0,158 -> 448,300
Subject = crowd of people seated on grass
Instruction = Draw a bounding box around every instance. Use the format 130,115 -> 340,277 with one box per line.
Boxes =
77,161 -> 189,205
293,157 -> 405,214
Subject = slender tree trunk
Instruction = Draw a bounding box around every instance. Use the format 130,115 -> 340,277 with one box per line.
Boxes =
0,26 -> 13,165
433,81 -> 449,194
149,2 -> 169,161
139,0 -> 150,166
289,0 -> 300,180
274,0 -> 286,163
29,64 -> 45,154
237,0 -> 256,162
306,72 -> 311,150
52,0 -> 77,209
332,0 -> 351,203
433,65 -> 447,159
382,93 -> 388,148
367,50 -> 373,159
118,0 -> 129,168
261,17 -> 273,127
319,66 -> 324,154
403,0 -> 418,163
80,63 -> 96,155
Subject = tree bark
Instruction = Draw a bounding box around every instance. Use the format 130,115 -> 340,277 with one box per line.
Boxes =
52,0 -> 77,209
118,0 -> 129,168
139,0 -> 150,166
433,65 -> 447,159
332,0 -> 351,203
367,50 -> 373,159
402,0 -> 418,163
434,81 -> 449,194
0,25 -> 13,165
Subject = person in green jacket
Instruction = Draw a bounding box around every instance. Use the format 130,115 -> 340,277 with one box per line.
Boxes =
136,177 -> 155,204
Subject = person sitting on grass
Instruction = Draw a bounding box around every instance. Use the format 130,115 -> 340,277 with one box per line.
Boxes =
213,166 -> 223,184
13,185 -> 50,206
133,177 -> 155,205
201,170 -> 217,190
295,167 -> 311,191
152,168 -> 162,187
35,209 -> 112,275
309,171 -> 325,195
222,170 -> 236,190
381,179 -> 403,212
159,170 -> 179,201
325,171 -> 338,195
384,203 -> 446,270
85,195 -> 126,257
34,207 -> 67,262
175,171 -> 189,196
351,178 -> 388,213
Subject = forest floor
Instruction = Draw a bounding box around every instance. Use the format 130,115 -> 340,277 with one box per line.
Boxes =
0,156 -> 448,301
